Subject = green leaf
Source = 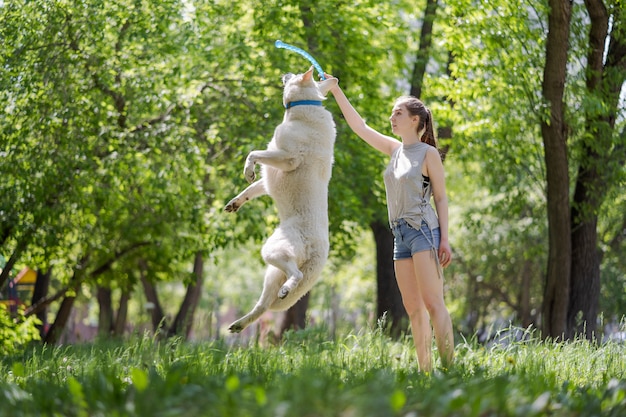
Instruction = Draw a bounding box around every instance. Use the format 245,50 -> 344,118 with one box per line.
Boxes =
390,389 -> 407,412
131,367 -> 149,392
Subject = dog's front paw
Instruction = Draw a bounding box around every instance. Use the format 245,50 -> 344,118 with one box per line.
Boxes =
224,198 -> 241,213
228,322 -> 244,333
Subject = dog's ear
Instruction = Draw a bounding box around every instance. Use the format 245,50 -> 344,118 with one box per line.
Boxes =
317,78 -> 338,96
302,66 -> 315,82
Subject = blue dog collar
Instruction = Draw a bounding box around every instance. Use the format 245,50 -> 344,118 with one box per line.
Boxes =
285,100 -> 323,109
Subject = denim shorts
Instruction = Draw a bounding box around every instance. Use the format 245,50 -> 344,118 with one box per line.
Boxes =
391,219 -> 440,260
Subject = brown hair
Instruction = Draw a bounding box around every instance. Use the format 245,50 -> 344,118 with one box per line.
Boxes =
394,96 -> 438,149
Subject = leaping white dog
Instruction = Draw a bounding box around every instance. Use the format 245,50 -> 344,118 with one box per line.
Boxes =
225,67 -> 337,333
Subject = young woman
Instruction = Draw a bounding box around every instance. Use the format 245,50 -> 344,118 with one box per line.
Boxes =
327,75 -> 454,372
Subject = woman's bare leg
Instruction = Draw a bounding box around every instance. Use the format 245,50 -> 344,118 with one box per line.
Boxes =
394,259 -> 433,372
411,251 -> 454,368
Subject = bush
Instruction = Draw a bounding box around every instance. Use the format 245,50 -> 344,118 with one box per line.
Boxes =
0,305 -> 41,356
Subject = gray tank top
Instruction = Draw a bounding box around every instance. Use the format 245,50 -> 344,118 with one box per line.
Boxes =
383,142 -> 439,231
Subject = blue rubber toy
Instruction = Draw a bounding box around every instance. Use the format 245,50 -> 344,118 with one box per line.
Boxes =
275,40 -> 326,80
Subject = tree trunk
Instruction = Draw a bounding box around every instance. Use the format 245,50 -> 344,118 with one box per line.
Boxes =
97,286 -> 113,337
42,257 -> 90,345
568,219 -> 601,338
43,295 -> 76,345
371,219 -> 406,337
540,0 -> 573,339
114,289 -> 130,336
139,259 -> 167,333
32,268 -> 51,338
280,292 -> 310,336
438,51 -> 455,162
518,260 -> 533,328
567,0 -> 608,339
168,251 -> 204,339
410,0 -> 438,99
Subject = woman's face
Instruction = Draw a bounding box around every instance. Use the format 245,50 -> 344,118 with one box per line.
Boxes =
389,104 -> 418,138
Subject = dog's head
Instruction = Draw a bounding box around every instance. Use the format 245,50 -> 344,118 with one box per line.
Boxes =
282,66 -> 338,109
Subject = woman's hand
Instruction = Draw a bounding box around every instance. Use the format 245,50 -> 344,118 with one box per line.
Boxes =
322,73 -> 339,92
438,238 -> 452,268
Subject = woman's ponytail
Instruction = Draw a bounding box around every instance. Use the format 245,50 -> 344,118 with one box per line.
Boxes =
422,108 -> 438,148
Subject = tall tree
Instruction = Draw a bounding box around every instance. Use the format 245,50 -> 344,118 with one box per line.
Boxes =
540,0 -> 573,338
568,0 -> 626,338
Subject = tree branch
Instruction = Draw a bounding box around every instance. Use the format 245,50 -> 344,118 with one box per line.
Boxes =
90,241 -> 152,278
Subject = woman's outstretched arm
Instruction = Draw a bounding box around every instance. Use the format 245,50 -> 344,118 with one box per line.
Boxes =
327,76 -> 400,156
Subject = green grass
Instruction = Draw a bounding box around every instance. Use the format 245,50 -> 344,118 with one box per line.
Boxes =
1,327 -> 625,417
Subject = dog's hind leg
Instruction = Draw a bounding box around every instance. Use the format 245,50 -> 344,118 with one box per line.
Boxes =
280,249 -> 326,299
264,253 -> 303,300
224,180 -> 267,213
268,255 -> 327,310
261,238 -> 304,300
228,265 -> 284,333
277,262 -> 304,299
278,260 -> 304,299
